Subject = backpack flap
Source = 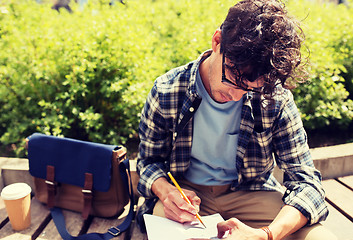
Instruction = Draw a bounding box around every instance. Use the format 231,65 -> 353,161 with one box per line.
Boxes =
27,133 -> 117,192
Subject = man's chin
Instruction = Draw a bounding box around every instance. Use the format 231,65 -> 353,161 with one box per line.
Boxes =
219,93 -> 233,103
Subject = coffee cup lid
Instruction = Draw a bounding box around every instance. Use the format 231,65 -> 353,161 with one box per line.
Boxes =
1,183 -> 31,200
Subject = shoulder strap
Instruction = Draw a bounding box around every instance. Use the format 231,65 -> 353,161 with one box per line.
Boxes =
252,96 -> 263,132
175,96 -> 202,134
50,157 -> 135,240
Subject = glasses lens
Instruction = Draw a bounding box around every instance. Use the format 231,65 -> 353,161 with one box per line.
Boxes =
222,54 -> 263,93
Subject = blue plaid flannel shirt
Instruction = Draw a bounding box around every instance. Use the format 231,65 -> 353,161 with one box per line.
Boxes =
137,51 -> 328,225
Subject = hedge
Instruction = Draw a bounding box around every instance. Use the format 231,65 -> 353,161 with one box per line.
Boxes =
0,0 -> 352,156
288,0 -> 353,129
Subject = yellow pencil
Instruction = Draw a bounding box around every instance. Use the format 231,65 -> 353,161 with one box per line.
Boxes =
167,172 -> 206,228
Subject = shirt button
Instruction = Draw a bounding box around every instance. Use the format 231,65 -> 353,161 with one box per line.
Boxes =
174,132 -> 178,138
189,107 -> 194,112
286,190 -> 291,194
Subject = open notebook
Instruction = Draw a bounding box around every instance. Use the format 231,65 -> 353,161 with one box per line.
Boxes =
143,213 -> 226,240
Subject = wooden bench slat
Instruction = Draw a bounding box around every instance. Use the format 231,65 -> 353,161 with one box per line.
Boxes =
86,203 -> 134,239
87,216 -> 126,239
0,233 -> 47,240
0,197 -> 8,223
338,175 -> 353,190
0,198 -> 49,239
322,202 -> 353,240
128,197 -> 147,240
38,204 -> 132,239
39,209 -> 85,240
1,232 -> 32,240
322,179 -> 353,220
129,221 -> 147,240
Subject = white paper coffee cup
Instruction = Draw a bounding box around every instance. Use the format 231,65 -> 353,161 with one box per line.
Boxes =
1,183 -> 32,231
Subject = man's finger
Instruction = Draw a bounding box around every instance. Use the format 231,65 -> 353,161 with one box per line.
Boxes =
217,218 -> 238,238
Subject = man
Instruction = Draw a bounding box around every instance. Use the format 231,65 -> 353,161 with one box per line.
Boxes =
137,0 -> 337,239
51,0 -> 73,13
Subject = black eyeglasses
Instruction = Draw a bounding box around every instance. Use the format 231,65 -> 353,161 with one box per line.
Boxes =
221,54 -> 263,93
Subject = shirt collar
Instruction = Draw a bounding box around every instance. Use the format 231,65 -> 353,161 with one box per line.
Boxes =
188,50 -> 212,97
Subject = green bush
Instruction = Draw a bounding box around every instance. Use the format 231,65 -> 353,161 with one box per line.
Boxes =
0,0 -> 232,156
288,0 -> 353,129
1,0 -> 353,157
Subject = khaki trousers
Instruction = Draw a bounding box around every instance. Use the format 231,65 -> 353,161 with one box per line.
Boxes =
153,178 -> 337,240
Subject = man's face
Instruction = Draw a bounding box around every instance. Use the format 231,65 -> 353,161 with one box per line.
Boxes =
207,52 -> 264,103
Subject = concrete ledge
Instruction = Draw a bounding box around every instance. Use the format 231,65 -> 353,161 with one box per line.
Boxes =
0,157 -> 34,191
0,142 -> 352,189
311,142 -> 353,180
273,143 -> 353,182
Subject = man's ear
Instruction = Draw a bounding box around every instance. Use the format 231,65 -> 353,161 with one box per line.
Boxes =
211,29 -> 222,53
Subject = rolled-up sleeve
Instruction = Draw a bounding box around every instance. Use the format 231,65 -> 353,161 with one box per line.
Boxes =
137,83 -> 171,198
273,94 -> 328,225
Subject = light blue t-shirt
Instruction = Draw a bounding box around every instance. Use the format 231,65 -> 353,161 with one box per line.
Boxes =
184,69 -> 243,185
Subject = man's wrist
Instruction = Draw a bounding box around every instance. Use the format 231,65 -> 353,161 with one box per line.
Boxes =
151,176 -> 175,201
261,226 -> 273,240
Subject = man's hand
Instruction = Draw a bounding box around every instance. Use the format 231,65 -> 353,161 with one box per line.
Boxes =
188,218 -> 267,240
152,177 -> 201,223
215,218 -> 267,239
163,187 -> 201,223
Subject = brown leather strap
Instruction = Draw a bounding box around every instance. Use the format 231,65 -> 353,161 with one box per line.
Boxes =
45,165 -> 56,208
113,147 -> 127,161
82,173 -> 93,219
261,226 -> 273,240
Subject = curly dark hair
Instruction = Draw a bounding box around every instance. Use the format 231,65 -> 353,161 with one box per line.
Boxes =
220,0 -> 307,98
